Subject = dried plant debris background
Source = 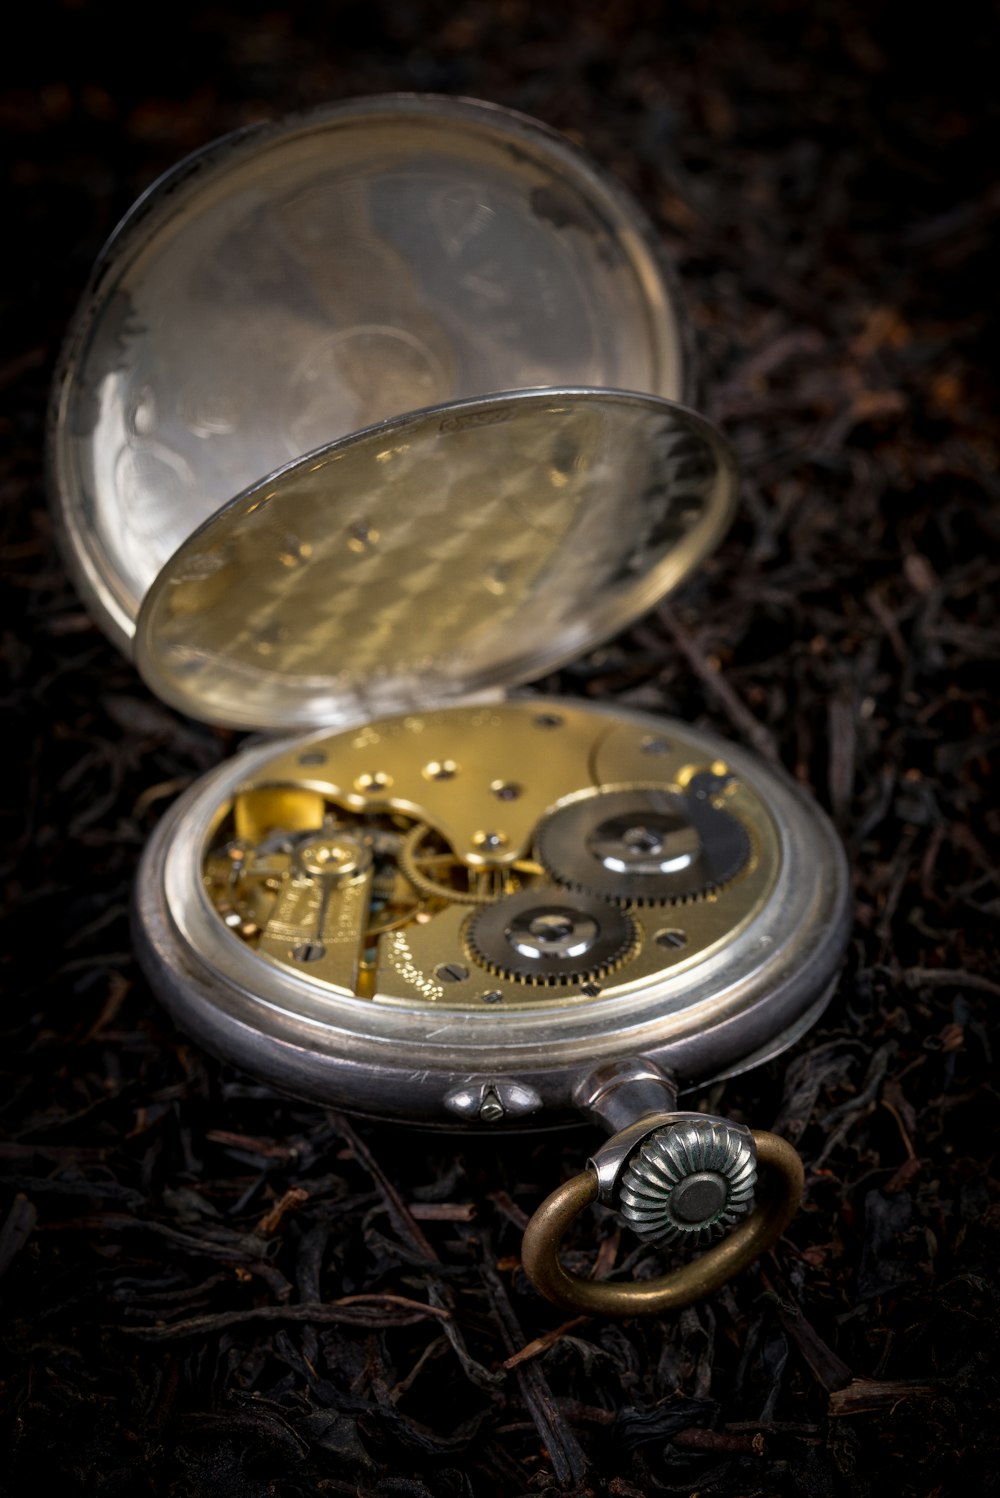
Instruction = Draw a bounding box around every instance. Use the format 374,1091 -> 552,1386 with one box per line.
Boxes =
2,1 -> 998,1494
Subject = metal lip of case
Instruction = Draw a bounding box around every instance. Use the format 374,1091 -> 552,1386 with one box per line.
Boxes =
47,92 -> 693,655
134,704 -> 850,1130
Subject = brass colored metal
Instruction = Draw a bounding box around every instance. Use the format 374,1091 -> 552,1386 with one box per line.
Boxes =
399,822 -> 535,905
198,702 -> 781,1010
259,866 -> 375,992
521,1131 -> 804,1316
297,834 -> 371,879
233,786 -> 327,844
243,702 -> 631,866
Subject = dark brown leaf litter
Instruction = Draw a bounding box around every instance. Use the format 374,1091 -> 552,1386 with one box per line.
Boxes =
2,2 -> 998,1494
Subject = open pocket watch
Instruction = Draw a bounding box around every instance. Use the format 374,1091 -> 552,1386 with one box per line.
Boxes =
48,95 -> 851,1317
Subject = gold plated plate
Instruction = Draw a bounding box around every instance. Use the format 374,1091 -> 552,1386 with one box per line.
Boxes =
136,698 -> 848,1121
196,699 -> 780,1008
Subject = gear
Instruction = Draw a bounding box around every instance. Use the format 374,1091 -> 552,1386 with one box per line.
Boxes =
536,785 -> 751,905
400,822 -> 532,906
467,885 -> 638,985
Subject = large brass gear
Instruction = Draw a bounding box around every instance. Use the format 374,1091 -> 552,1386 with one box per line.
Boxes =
536,784 -> 751,906
399,822 -> 538,905
466,885 -> 638,985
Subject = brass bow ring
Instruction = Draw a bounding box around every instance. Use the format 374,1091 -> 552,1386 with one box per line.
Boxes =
522,1129 -> 804,1317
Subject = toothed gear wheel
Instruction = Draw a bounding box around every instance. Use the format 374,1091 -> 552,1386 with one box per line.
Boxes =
400,823 -> 525,905
536,785 -> 751,905
466,886 -> 637,985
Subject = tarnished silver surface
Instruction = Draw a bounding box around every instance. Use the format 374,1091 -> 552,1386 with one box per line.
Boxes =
443,1079 -> 544,1123
132,702 -> 851,1129
617,1117 -> 757,1245
573,1056 -> 680,1134
48,94 -> 693,653
132,391 -> 737,731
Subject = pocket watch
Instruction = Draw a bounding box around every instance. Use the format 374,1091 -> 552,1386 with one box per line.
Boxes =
48,95 -> 850,1318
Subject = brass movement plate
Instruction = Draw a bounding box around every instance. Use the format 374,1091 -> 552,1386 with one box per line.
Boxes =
200,700 -> 780,1011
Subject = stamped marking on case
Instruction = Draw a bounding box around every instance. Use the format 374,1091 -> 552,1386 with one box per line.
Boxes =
439,406 -> 513,433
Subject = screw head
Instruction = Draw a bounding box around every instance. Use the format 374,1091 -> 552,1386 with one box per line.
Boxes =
508,907 -> 599,961
423,759 -> 459,781
655,929 -> 688,950
435,962 -> 470,984
354,771 -> 392,793
479,1089 -> 505,1123
473,830 -> 508,852
291,942 -> 326,963
491,780 -> 522,801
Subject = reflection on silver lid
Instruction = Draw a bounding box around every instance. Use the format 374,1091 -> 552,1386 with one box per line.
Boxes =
49,96 -> 692,652
134,390 -> 736,732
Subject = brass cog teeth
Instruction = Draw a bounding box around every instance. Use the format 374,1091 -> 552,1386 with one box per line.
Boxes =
535,784 -> 752,906
467,949 -> 632,987
568,874 -> 733,904
399,822 -> 508,906
465,886 -> 639,986
469,955 -> 619,987
466,926 -> 640,986
556,873 -> 737,909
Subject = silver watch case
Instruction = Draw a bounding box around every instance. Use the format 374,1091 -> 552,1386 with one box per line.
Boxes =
134,702 -> 850,1130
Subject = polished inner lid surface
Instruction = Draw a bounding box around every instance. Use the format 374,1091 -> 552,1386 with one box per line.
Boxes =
51,95 -> 690,652
135,390 -> 736,731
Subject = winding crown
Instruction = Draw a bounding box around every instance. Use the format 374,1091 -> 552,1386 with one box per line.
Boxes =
617,1117 -> 757,1247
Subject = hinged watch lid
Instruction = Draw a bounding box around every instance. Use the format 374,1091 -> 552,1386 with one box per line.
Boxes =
134,388 -> 737,731
48,94 -> 693,656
